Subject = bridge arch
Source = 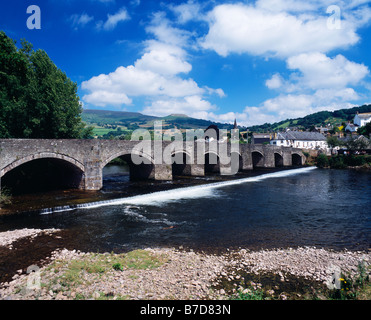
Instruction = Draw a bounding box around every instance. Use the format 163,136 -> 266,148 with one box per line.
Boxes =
204,151 -> 220,173
292,153 -> 303,166
0,152 -> 84,178
251,150 -> 264,168
171,150 -> 193,177
274,152 -> 284,167
102,150 -> 155,181
0,153 -> 85,194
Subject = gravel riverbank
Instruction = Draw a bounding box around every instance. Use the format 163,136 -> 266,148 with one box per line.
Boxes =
0,229 -> 369,300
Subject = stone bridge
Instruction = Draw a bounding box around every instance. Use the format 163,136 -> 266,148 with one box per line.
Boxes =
0,139 -> 305,192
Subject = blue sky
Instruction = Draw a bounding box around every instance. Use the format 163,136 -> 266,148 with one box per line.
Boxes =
1,0 -> 371,126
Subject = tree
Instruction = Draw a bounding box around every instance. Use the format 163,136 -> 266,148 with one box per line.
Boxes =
358,122 -> 371,137
326,136 -> 341,148
0,31 -> 92,139
343,136 -> 370,151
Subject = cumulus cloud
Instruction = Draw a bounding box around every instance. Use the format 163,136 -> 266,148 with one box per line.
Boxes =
82,12 -> 224,115
200,3 -> 360,58
265,73 -> 284,89
286,52 -> 369,90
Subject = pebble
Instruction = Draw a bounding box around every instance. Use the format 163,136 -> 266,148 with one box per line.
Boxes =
0,246 -> 369,300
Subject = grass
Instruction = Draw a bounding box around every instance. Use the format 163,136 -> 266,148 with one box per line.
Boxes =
40,249 -> 168,299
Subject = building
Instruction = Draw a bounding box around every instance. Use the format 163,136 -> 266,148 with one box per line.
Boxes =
354,112 -> 371,128
270,131 -> 327,149
345,122 -> 358,133
252,133 -> 272,144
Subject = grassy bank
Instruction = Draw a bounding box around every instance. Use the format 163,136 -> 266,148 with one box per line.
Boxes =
316,154 -> 371,170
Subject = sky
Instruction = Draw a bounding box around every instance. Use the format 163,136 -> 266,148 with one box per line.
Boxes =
1,0 -> 371,127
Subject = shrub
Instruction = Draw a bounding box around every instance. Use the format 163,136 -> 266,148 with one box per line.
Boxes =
344,155 -> 366,167
316,154 -> 329,168
329,156 -> 346,169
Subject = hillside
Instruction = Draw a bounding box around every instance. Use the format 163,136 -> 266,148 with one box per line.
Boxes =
82,109 -> 239,138
247,104 -> 371,132
82,104 -> 371,138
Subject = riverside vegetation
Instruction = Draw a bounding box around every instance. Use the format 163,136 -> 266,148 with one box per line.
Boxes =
316,154 -> 371,170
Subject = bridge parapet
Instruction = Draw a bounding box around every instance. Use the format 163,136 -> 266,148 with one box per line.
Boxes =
0,139 -> 305,192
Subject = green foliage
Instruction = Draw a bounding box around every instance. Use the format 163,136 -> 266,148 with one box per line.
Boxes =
0,31 -> 91,139
327,262 -> 370,300
326,136 -> 341,149
358,122 -> 371,136
329,156 -> 346,169
112,263 -> 124,271
342,136 -> 370,151
316,154 -> 329,168
231,287 -> 265,300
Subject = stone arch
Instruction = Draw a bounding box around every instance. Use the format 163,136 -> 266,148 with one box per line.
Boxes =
204,151 -> 220,173
292,153 -> 303,166
274,152 -> 284,167
252,151 -> 264,168
0,153 -> 85,193
102,150 -> 155,181
0,152 -> 84,178
102,150 -> 154,169
171,150 -> 193,177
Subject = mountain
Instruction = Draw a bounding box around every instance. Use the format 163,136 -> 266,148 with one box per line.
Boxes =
247,104 -> 371,132
81,109 -> 240,138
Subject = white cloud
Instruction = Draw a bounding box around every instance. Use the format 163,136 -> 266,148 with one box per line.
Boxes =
200,3 -> 361,58
82,11 -> 223,114
83,90 -> 132,107
286,52 -> 369,90
135,41 -> 192,75
170,0 -> 202,24
97,7 -> 130,31
265,73 -> 284,89
69,13 -> 94,29
142,95 -> 216,117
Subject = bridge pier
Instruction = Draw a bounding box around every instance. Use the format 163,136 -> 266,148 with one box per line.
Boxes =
84,160 -> 103,190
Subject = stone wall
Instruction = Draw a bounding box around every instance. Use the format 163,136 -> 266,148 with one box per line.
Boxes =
0,139 -> 305,192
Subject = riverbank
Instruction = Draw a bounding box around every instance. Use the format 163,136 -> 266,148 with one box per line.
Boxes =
0,229 -> 369,300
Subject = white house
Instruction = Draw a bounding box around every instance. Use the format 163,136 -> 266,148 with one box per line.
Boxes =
345,122 -> 358,133
270,131 -> 327,150
354,112 -> 371,128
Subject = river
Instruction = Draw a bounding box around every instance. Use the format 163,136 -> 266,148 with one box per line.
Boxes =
0,166 -> 370,254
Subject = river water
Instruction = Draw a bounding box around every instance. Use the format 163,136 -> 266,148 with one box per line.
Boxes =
0,166 -> 370,253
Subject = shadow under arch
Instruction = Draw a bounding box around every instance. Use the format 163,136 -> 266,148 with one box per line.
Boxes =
1,153 -> 85,195
102,150 -> 155,181
252,151 -> 264,168
292,153 -> 303,166
171,151 -> 193,177
274,152 -> 284,167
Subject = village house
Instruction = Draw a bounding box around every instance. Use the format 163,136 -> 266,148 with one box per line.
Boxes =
345,112 -> 371,132
270,131 -> 327,150
252,133 -> 272,144
354,112 -> 371,127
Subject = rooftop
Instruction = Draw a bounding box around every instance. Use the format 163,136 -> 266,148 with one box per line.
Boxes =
275,131 -> 326,141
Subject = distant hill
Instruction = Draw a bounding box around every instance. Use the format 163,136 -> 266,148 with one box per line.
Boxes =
247,104 -> 371,132
81,109 -> 239,138
82,104 -> 371,138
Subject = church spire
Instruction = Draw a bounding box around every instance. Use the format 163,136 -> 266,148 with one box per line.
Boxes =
233,118 -> 237,129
